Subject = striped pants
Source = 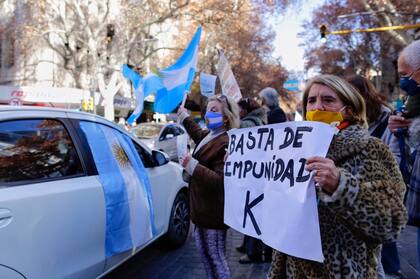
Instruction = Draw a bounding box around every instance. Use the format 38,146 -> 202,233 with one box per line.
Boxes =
194,226 -> 231,279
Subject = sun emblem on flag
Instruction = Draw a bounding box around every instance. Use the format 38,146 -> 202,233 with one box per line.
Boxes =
112,144 -> 130,168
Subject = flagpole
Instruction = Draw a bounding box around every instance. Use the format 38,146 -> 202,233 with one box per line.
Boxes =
180,91 -> 188,108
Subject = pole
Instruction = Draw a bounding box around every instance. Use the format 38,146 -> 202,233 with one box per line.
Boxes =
180,92 -> 187,108
326,23 -> 420,36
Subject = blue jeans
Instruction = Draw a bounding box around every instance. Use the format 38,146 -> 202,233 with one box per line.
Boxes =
381,241 -> 401,273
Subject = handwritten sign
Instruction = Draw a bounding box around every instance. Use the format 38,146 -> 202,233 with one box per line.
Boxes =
217,52 -> 242,102
224,121 -> 336,262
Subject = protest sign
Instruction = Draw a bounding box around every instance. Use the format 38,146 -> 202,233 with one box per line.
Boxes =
176,133 -> 189,161
200,73 -> 217,97
224,121 -> 336,262
217,52 -> 242,102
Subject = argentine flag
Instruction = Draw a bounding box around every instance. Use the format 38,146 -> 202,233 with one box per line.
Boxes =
123,26 -> 202,117
122,65 -> 163,125
154,26 -> 202,113
80,121 -> 157,257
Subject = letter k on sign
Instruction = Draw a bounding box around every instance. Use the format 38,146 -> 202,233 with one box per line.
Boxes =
243,190 -> 264,235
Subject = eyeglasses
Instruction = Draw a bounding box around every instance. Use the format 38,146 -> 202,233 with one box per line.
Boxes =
216,95 -> 232,111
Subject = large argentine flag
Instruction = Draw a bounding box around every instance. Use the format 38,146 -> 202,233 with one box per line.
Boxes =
154,26 -> 202,113
80,121 -> 156,257
122,65 -> 163,125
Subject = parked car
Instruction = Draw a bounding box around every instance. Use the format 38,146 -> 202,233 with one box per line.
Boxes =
131,122 -> 191,162
0,106 -> 190,279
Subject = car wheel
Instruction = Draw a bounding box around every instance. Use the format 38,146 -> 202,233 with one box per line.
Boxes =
165,191 -> 190,248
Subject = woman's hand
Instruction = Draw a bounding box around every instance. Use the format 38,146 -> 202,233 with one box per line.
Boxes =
306,156 -> 340,195
177,107 -> 189,124
224,148 -> 228,162
388,115 -> 412,133
177,107 -> 188,116
179,153 -> 192,168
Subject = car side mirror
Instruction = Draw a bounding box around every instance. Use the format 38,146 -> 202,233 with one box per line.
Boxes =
152,150 -> 169,166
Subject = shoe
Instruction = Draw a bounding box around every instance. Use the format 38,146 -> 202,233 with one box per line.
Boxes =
235,245 -> 245,253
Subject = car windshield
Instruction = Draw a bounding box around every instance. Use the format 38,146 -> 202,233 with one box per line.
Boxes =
131,124 -> 161,139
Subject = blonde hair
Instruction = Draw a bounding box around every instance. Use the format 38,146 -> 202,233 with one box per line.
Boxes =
208,95 -> 240,130
302,74 -> 368,128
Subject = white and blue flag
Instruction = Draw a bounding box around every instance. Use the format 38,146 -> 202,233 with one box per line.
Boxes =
122,65 -> 163,125
123,26 -> 202,116
80,121 -> 157,257
154,26 -> 202,113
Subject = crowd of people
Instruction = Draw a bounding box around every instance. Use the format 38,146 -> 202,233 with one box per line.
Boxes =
176,39 -> 419,278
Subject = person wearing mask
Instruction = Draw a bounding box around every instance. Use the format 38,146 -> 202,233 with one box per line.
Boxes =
177,95 -> 240,279
387,39 -> 420,269
346,75 -> 401,278
235,97 -> 271,264
258,87 -> 287,124
268,74 -> 407,278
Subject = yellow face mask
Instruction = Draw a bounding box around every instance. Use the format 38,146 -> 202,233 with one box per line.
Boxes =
306,109 -> 344,126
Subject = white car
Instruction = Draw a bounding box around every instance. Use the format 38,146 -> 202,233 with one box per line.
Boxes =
131,123 -> 191,162
0,106 -> 190,279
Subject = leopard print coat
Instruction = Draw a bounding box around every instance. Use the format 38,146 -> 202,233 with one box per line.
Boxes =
268,124 -> 407,279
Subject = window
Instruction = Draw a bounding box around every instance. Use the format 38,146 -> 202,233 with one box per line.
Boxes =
133,141 -> 155,168
174,126 -> 185,136
0,119 -> 84,184
160,125 -> 176,141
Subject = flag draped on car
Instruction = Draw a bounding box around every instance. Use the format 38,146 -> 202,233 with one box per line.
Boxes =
80,122 -> 157,257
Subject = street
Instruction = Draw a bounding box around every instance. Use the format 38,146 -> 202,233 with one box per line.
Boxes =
106,226 -> 270,279
106,225 -> 419,279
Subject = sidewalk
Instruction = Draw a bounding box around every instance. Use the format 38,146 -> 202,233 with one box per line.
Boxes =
107,227 -> 270,279
107,225 -> 419,279
398,225 -> 419,278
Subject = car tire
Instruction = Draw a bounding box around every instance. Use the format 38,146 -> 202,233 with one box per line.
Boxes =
164,191 -> 190,248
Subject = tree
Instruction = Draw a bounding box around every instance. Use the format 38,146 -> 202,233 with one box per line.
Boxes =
169,0 -> 288,100
15,0 -> 189,120
298,0 -> 418,99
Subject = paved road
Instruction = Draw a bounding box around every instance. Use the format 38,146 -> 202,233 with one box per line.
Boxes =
106,225 -> 419,279
399,225 -> 419,278
106,226 -> 270,279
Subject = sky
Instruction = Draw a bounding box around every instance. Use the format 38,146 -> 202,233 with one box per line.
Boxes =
272,1 -> 324,74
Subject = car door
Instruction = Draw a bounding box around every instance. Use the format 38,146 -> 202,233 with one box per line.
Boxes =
131,140 -> 175,237
75,120 -> 158,271
0,116 -> 106,279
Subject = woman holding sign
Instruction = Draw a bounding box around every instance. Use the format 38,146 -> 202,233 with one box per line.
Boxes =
178,95 -> 240,279
268,75 -> 407,278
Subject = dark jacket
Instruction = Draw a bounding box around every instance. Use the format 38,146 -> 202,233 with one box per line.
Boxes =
240,107 -> 268,128
182,116 -> 228,229
267,106 -> 287,124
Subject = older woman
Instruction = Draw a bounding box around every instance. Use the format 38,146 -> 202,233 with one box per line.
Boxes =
268,74 -> 407,278
177,95 -> 240,279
